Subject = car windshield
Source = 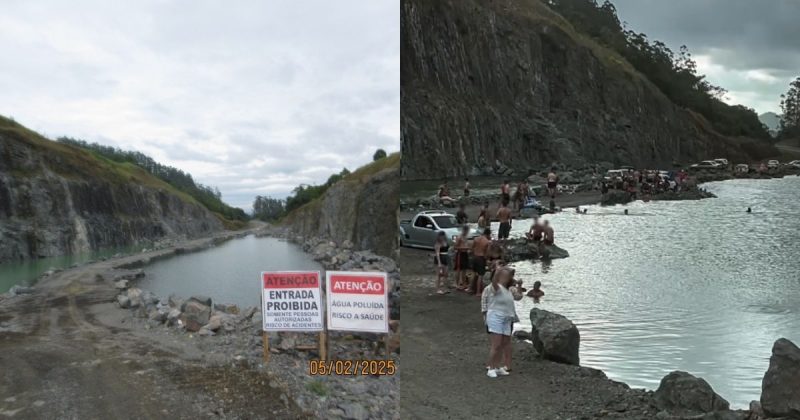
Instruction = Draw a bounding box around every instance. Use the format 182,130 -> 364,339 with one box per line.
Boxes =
433,216 -> 458,228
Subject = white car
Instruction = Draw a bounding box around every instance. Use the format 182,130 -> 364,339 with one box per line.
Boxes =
767,160 -> 780,169
691,160 -> 722,170
787,160 -> 800,169
714,158 -> 729,167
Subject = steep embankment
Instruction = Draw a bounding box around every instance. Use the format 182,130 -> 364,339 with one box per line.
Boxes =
0,117 -> 222,262
401,0 -> 755,179
283,153 -> 399,258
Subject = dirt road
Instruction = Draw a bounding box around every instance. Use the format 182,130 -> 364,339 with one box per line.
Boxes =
398,247 -> 658,420
0,232 -> 304,419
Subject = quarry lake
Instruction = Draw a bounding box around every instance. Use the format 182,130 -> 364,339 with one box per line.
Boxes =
496,176 -> 800,408
136,235 -> 322,308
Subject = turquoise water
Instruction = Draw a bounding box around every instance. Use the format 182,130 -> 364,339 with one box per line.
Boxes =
136,235 -> 322,308
490,176 -> 800,408
0,244 -> 146,293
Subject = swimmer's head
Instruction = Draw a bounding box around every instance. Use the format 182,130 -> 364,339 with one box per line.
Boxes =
533,281 -> 542,290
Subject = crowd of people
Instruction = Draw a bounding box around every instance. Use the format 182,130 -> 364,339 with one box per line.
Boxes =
430,188 -> 554,379
600,168 -> 692,199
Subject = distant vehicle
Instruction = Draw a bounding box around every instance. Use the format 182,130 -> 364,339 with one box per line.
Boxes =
399,211 -> 479,249
713,158 -> 729,167
604,169 -> 626,181
690,160 -> 722,170
767,160 -> 780,169
658,170 -> 672,180
787,160 -> 800,169
735,164 -> 750,173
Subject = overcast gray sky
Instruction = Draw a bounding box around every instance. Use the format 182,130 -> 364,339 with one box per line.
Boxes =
612,0 -> 799,115
0,0 -> 399,210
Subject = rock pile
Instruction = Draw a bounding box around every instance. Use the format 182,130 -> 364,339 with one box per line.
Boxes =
505,239 -> 569,261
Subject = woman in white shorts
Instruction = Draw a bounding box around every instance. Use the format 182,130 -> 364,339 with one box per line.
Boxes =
483,268 -> 522,378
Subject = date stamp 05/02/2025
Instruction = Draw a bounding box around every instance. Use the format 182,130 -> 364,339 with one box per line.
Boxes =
308,360 -> 396,376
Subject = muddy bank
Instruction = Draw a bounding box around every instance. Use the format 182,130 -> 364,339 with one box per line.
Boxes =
1,226 -> 399,419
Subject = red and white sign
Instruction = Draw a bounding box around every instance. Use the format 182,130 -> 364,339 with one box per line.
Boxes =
326,271 -> 388,333
261,271 -> 323,332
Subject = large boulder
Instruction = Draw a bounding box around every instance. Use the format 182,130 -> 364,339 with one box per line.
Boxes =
760,338 -> 800,418
655,371 -> 730,415
505,239 -> 569,262
529,308 -> 580,365
181,300 -> 211,332
601,190 -> 633,206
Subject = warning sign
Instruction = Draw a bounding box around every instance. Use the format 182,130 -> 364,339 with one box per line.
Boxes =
261,271 -> 323,332
326,271 -> 389,333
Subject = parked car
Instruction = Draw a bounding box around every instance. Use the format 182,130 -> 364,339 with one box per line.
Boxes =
735,164 -> 750,173
604,169 -> 626,181
713,158 -> 729,167
399,211 -> 479,249
787,160 -> 800,169
690,160 -> 722,170
767,160 -> 780,169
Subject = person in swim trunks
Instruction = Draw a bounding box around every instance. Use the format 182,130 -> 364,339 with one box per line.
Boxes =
477,202 -> 489,228
469,228 -> 492,294
501,180 -> 511,205
464,177 -> 471,197
547,167 -> 559,198
456,203 -> 468,225
453,225 -> 471,290
433,231 -> 450,295
496,201 -> 512,240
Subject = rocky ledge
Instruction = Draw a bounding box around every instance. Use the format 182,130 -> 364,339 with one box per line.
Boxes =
505,239 -> 570,262
514,308 -> 800,420
601,186 -> 716,206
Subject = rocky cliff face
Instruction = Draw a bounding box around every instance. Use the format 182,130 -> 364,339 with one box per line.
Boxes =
285,155 -> 399,258
401,0 -> 753,179
0,120 -> 223,263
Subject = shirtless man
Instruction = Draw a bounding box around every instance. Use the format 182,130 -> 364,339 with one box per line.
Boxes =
496,201 -> 512,241
525,217 -> 544,242
464,178 -> 471,197
500,180 -> 511,206
546,167 -> 559,198
453,225 -> 472,290
477,202 -> 489,228
542,220 -> 555,245
469,228 -> 492,294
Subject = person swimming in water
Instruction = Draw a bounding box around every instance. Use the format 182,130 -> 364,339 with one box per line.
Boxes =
747,207 -> 752,213
526,281 -> 544,301
624,209 -> 629,215
575,206 -> 581,214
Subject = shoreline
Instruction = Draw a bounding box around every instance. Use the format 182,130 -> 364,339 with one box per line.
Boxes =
398,246 -> 794,419
0,225 -> 400,419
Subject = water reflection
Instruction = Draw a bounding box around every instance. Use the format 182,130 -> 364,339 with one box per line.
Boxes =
505,177 -> 800,408
137,235 -> 322,308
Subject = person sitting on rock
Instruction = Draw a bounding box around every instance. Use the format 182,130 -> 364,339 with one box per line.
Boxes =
526,281 -> 544,301
525,217 -> 544,243
542,220 -> 555,245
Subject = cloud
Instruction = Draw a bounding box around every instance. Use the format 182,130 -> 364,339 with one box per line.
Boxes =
612,0 -> 799,113
0,0 -> 399,210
